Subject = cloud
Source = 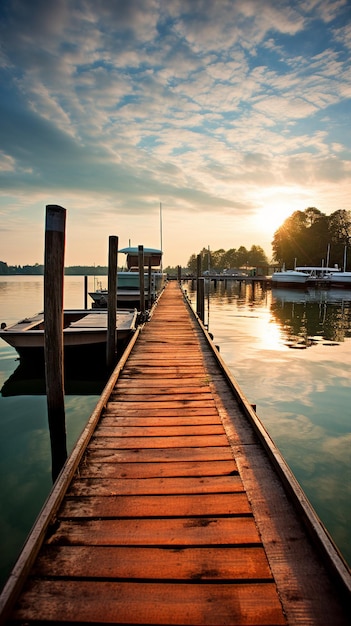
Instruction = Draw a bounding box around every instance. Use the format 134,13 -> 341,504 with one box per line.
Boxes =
0,0 -> 350,266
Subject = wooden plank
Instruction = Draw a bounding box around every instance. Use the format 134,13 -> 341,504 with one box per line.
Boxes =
33,545 -> 272,580
112,384 -> 213,394
100,416 -> 223,427
59,493 -> 252,518
77,459 -> 238,478
12,580 -> 286,625
104,406 -> 220,417
86,446 -> 235,463
108,392 -> 215,402
48,516 -> 261,546
89,434 -> 229,449
94,425 -> 225,437
105,400 -> 218,410
67,474 -> 243,496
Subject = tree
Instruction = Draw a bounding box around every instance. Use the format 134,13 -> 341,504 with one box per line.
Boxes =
328,210 -> 351,268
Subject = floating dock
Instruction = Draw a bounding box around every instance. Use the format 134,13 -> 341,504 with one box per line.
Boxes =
0,281 -> 350,625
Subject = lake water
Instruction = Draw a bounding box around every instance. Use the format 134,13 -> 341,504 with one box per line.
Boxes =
0,276 -> 350,591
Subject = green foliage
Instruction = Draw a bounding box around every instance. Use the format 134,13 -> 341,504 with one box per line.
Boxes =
187,245 -> 268,273
272,208 -> 351,268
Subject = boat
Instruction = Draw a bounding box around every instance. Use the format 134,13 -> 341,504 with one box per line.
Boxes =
89,246 -> 167,308
271,265 -> 346,288
326,270 -> 351,287
0,308 -> 138,361
271,268 -> 310,287
294,266 -> 351,288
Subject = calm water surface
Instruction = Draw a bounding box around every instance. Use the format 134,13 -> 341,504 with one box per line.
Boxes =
0,276 -> 104,590
0,276 -> 350,591
185,279 -> 351,568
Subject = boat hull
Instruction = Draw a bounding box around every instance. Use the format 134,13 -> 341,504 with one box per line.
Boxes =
0,309 -> 137,361
89,272 -> 167,307
271,270 -> 309,287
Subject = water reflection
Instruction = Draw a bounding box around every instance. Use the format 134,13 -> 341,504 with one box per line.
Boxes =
187,278 -> 351,345
1,359 -> 107,397
271,288 -> 351,346
183,279 -> 351,567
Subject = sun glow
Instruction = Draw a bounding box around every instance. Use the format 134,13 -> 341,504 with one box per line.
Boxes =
252,187 -> 311,236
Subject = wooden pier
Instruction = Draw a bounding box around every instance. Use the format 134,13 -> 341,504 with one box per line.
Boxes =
0,282 -> 350,625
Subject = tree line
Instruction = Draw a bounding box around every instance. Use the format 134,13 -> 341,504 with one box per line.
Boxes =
186,245 -> 268,274
0,262 -> 109,275
272,208 -> 351,269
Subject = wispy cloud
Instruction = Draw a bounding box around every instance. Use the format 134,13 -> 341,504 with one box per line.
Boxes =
0,0 -> 350,265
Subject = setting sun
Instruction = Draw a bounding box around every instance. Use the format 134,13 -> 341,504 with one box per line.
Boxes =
251,187 -> 312,237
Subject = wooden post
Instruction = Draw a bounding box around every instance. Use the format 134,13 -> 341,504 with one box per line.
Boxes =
44,205 -> 67,482
148,260 -> 152,306
177,265 -> 181,282
196,254 -> 202,318
84,275 -> 88,309
197,277 -> 205,323
138,245 -> 145,315
107,236 -> 118,370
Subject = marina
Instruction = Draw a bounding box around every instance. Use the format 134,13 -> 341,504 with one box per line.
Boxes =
0,281 -> 350,624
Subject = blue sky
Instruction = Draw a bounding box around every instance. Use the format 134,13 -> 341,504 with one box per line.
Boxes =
0,0 -> 350,268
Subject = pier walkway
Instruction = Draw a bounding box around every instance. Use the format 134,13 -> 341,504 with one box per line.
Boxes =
0,282 -> 350,625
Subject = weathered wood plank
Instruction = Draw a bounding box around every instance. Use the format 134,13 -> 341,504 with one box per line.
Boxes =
94,425 -> 225,437
67,474 -> 243,496
48,516 -> 261,546
112,385 -> 213,395
59,493 -> 252,518
33,545 -> 272,580
108,392 -> 215,402
12,580 -> 286,625
86,446 -> 235,463
105,400 -> 218,410
104,406 -> 220,417
76,459 -> 238,478
100,416 -> 223,427
89,434 -> 229,449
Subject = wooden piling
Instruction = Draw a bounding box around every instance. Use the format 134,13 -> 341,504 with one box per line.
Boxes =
138,245 -> 145,315
197,277 -> 205,323
44,204 -> 67,481
106,236 -> 118,370
84,276 -> 88,309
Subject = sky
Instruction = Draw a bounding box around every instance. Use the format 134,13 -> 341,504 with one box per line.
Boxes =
0,0 -> 350,268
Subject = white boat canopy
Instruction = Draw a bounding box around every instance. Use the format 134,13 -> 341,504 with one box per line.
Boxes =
119,247 -> 163,269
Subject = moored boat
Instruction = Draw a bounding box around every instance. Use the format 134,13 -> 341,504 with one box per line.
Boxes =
89,246 -> 166,308
271,268 -> 310,287
0,308 -> 137,361
327,271 -> 351,287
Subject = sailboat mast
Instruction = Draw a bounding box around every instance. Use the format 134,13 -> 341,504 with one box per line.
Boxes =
160,202 -> 163,271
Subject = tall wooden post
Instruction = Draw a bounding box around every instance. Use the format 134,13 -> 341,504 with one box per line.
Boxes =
84,275 -> 88,309
107,236 -> 118,370
197,277 -> 205,323
138,245 -> 145,315
44,205 -> 67,482
177,265 -> 181,283
196,254 -> 202,318
148,260 -> 152,306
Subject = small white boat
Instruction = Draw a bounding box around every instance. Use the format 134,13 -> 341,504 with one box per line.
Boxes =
327,271 -> 351,287
271,268 -> 310,287
0,308 -> 137,360
89,246 -> 167,308
294,266 -> 351,287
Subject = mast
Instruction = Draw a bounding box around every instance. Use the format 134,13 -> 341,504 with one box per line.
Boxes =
160,202 -> 163,271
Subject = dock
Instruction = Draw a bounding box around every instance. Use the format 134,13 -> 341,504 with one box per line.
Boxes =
0,281 -> 350,625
